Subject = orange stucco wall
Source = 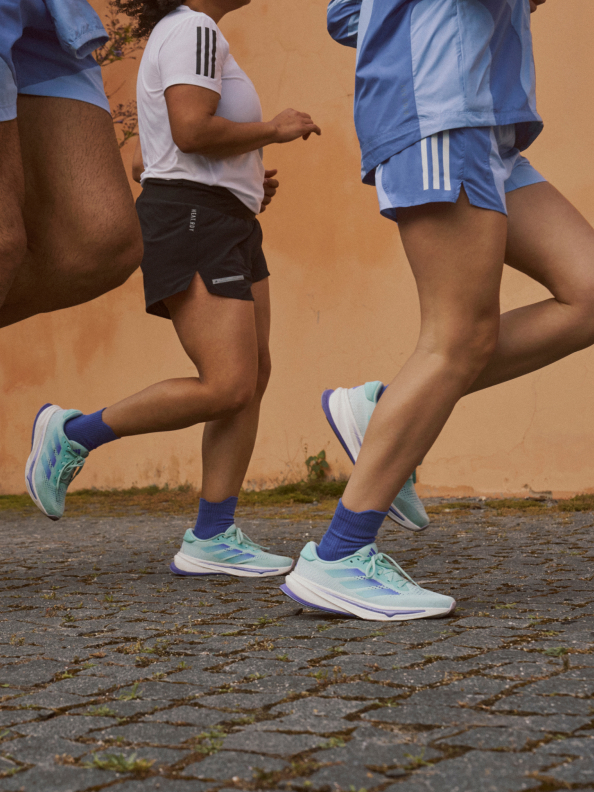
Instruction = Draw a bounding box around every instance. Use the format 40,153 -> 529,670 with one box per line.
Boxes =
1,0 -> 594,498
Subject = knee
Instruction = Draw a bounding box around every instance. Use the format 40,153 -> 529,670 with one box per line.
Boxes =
95,218 -> 143,290
215,378 -> 258,417
437,315 -> 499,380
0,226 -> 27,274
0,227 -> 27,307
255,351 -> 272,398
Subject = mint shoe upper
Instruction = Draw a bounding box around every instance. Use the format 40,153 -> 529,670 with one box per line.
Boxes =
181,525 -> 292,569
33,409 -> 88,518
348,380 -> 383,433
296,541 -> 452,611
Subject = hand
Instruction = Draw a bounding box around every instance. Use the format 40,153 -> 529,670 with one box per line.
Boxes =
260,169 -> 279,213
529,0 -> 546,12
270,108 -> 321,144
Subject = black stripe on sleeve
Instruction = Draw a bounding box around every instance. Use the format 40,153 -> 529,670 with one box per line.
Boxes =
210,29 -> 217,78
204,27 -> 210,80
196,27 -> 202,75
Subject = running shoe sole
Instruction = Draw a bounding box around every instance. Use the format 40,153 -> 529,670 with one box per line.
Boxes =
281,571 -> 455,621
25,403 -> 61,521
171,552 -> 294,578
322,388 -> 429,533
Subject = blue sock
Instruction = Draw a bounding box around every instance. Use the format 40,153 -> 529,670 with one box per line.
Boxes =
317,499 -> 387,562
193,496 -> 238,540
64,409 -> 119,452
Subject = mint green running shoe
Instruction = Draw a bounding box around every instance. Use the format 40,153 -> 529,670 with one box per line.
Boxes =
171,525 -> 294,578
322,381 -> 430,532
25,404 -> 88,520
281,542 -> 455,621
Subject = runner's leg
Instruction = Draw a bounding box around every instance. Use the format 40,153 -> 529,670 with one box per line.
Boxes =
0,97 -> 142,327
0,119 -> 27,309
102,273 -> 259,435
200,277 -> 271,502
467,181 -> 594,392
342,190 -> 507,513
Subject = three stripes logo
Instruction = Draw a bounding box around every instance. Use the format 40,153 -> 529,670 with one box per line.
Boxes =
420,131 -> 451,192
196,26 -> 217,78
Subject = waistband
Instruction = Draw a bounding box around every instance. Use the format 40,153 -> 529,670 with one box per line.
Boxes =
141,179 -> 256,221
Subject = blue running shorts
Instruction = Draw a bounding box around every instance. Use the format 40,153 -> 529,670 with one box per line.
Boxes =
375,125 -> 546,222
0,0 -> 110,122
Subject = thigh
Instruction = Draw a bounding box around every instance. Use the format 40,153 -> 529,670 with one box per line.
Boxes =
0,119 -> 26,303
398,189 -> 507,337
505,181 -> 594,303
252,277 -> 270,357
17,95 -> 139,270
166,272 -> 259,389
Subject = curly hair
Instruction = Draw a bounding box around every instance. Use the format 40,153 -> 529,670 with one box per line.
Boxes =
113,0 -> 185,38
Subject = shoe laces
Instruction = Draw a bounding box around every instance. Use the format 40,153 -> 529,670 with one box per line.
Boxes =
361,552 -> 419,589
56,451 -> 85,491
228,525 -> 269,552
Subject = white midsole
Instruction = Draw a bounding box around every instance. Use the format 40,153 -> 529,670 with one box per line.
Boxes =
284,571 -> 454,622
173,551 -> 292,578
388,505 -> 429,532
328,388 -> 363,462
25,405 -> 61,516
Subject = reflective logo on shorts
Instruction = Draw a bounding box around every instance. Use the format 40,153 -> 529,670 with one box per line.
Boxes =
212,276 -> 245,284
189,209 -> 197,231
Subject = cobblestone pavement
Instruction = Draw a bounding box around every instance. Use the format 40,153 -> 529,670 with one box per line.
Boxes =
1,502 -> 594,792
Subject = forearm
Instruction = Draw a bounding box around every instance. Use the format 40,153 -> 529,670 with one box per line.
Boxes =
176,116 -> 277,159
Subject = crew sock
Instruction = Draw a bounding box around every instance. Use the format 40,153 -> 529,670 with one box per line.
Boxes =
64,409 -> 119,452
193,496 -> 238,540
317,499 -> 387,561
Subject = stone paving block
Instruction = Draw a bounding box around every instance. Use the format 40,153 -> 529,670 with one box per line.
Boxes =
182,750 -> 286,780
521,677 -> 594,697
0,660 -> 64,686
98,722 -> 199,745
13,689 -> 84,710
271,697 -> 365,719
114,779 -> 210,791
322,682 -> 400,700
91,745 -> 185,766
298,763 -> 384,790
534,736 -> 594,758
16,715 -> 108,739
145,705 -> 227,727
436,727 -> 539,750
485,662 -> 559,680
0,735 -> 89,763
0,765 -> 117,792
382,750 -> 546,792
197,692 -> 283,710
222,730 -> 326,755
491,693 -> 592,715
362,704 -> 509,728
0,710 -> 50,727
542,757 -> 594,786
241,676 -> 317,696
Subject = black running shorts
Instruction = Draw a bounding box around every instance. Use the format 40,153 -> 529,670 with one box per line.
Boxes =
136,179 -> 270,320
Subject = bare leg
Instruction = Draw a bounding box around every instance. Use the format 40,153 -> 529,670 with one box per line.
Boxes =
102,274 -> 260,436
201,279 -> 271,502
342,191 -> 506,513
0,97 -> 142,327
468,182 -> 594,393
0,119 -> 27,309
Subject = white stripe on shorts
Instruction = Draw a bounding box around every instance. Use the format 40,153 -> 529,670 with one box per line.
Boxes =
421,137 -> 429,191
431,134 -> 440,190
212,275 -> 245,284
443,130 -> 451,191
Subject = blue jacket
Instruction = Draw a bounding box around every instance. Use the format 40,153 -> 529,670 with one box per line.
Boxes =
327,0 -> 543,183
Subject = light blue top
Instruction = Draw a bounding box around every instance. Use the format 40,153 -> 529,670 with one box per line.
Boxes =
327,0 -> 543,184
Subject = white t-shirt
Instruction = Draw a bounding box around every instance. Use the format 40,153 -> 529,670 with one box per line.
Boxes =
137,5 -> 265,214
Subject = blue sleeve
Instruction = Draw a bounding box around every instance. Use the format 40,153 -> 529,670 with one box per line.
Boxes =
327,0 -> 361,49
